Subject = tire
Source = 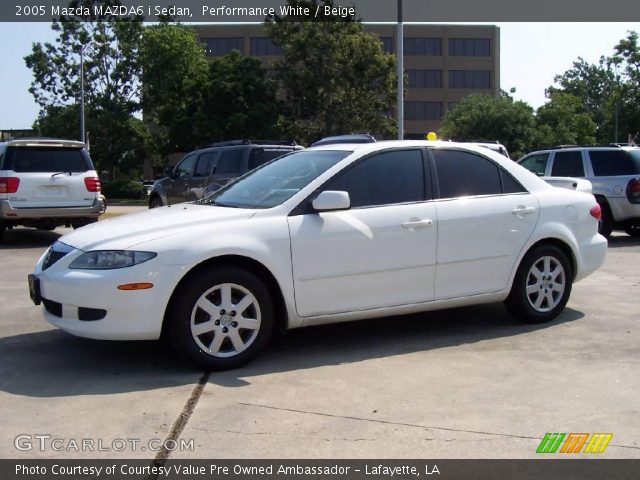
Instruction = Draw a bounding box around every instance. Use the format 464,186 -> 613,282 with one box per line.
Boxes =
597,199 -> 614,238
0,222 -> 5,242
167,267 -> 274,370
624,223 -> 640,237
149,196 -> 164,209
72,218 -> 98,229
505,245 -> 573,324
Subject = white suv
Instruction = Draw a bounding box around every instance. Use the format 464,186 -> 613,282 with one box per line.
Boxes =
0,138 -> 103,240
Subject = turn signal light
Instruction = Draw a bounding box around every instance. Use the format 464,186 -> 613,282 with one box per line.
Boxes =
590,204 -> 602,221
627,178 -> 640,204
117,283 -> 154,291
0,177 -> 20,194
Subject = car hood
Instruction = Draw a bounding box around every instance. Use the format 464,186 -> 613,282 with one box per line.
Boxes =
59,203 -> 257,251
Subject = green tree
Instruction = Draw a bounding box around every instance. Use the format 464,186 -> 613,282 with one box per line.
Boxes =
265,0 -> 397,144
548,58 -> 618,143
439,94 -> 536,159
140,23 -> 209,152
535,91 -> 597,147
24,0 -> 144,175
611,31 -> 640,141
202,51 -> 282,143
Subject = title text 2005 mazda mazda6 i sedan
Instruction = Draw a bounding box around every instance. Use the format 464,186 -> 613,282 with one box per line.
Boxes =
29,141 -> 607,370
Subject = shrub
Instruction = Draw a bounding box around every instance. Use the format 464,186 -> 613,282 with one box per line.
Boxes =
102,180 -> 144,200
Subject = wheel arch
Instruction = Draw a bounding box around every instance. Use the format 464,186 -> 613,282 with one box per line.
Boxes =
161,254 -> 288,339
518,237 -> 577,282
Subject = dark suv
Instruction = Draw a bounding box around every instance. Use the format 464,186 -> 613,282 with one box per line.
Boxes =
149,140 -> 302,208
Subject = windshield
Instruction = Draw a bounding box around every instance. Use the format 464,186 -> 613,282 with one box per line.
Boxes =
199,150 -> 350,209
5,147 -> 91,172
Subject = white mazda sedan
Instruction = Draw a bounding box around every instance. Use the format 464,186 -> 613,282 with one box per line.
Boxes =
29,141 -> 607,370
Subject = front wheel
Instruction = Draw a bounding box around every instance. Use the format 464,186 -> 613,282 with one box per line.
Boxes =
168,267 -> 274,370
505,245 -> 573,324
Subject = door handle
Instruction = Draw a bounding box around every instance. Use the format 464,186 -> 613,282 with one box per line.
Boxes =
402,219 -> 433,229
512,206 -> 536,216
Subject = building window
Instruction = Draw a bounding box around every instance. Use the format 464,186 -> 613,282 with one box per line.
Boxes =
250,37 -> 283,56
380,37 -> 393,53
202,38 -> 244,56
407,70 -> 442,88
405,102 -> 443,120
448,70 -> 491,89
404,38 -> 442,56
448,38 -> 491,56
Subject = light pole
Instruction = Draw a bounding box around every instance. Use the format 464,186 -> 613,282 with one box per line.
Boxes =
79,43 -> 92,146
397,0 -> 404,140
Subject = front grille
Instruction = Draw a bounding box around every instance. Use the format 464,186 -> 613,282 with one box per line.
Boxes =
42,247 -> 69,270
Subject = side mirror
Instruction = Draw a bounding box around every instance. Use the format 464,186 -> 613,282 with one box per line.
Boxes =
164,166 -> 175,178
312,191 -> 351,212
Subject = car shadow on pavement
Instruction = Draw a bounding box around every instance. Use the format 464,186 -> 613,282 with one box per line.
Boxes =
209,303 -> 585,387
607,234 -> 640,249
0,330 -> 196,397
0,228 -> 62,250
0,304 -> 584,397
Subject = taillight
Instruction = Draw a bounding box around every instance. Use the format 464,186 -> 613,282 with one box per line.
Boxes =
590,204 -> 602,221
0,177 -> 20,194
84,177 -> 101,192
627,178 -> 640,204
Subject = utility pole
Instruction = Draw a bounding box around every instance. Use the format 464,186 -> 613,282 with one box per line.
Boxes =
397,0 -> 404,140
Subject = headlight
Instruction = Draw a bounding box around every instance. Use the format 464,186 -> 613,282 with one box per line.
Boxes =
69,251 -> 157,270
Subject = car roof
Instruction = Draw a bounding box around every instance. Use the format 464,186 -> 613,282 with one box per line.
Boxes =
2,138 -> 85,148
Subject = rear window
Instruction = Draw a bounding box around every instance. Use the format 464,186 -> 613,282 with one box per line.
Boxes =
589,150 -> 640,176
4,147 -> 91,173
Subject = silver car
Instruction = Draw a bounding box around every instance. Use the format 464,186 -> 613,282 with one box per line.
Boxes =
519,146 -> 640,237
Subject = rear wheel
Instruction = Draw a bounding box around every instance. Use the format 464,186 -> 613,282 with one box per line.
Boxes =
0,222 -> 5,241
149,196 -> 164,209
625,223 -> 640,237
168,267 -> 274,370
72,218 -> 98,229
505,245 -> 573,323
596,198 -> 614,238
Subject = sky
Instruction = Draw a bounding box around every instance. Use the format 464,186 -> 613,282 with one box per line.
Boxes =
1,22 -> 640,130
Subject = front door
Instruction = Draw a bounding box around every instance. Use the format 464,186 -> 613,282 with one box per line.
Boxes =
288,148 -> 438,317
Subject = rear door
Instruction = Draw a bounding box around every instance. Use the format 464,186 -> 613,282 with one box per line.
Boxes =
432,149 -> 539,299
208,148 -> 245,189
4,146 -> 96,208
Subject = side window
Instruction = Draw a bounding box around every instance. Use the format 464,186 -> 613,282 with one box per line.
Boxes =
174,154 -> 197,179
551,151 -> 585,177
519,153 -> 549,176
589,150 -> 638,176
322,149 -> 426,208
500,169 -> 526,194
194,152 -> 218,177
433,149 -> 502,198
216,149 -> 244,175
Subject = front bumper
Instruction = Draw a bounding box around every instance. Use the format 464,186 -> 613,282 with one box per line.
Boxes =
1,198 -> 103,220
34,253 -> 183,341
